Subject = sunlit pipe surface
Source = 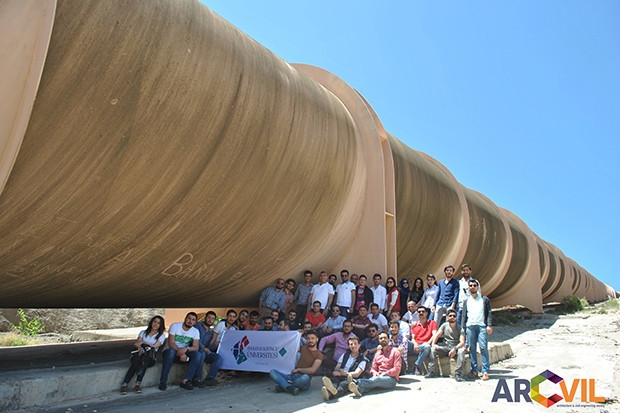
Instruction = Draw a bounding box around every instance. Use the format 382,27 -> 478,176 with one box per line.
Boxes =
0,0 -> 614,310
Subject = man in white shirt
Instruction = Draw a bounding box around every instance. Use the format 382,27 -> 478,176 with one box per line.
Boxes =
367,303 -> 388,332
457,264 -> 480,326
462,278 -> 492,381
159,312 -> 202,391
370,273 -> 387,313
335,269 -> 356,318
307,271 -> 334,317
210,309 -> 238,350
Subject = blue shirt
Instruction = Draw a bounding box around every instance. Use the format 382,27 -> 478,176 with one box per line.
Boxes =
436,278 -> 460,307
259,286 -> 286,311
195,321 -> 215,352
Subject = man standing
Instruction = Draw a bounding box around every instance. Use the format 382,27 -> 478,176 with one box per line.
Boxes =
457,264 -> 480,326
321,336 -> 368,401
293,270 -> 314,324
370,273 -> 387,313
425,308 -> 466,381
307,271 -> 334,317
259,278 -> 287,321
348,331 -> 401,397
434,265 -> 460,326
462,278 -> 493,381
159,312 -> 203,391
409,305 -> 438,375
269,331 -> 323,395
195,311 -> 223,386
318,320 -> 357,371
335,269 -> 356,318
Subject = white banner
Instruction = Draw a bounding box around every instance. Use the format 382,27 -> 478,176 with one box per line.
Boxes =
217,330 -> 301,373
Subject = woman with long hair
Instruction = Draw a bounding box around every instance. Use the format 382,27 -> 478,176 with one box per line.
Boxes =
409,277 -> 425,307
385,276 -> 401,316
120,315 -> 166,394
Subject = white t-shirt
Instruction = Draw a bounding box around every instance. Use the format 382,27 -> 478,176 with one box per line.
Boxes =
168,322 -> 199,348
367,313 -> 388,330
213,322 -> 237,345
310,282 -> 335,309
138,330 -> 166,348
335,281 -> 356,307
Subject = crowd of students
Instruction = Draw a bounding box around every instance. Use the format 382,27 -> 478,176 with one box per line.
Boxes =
119,264 -> 493,400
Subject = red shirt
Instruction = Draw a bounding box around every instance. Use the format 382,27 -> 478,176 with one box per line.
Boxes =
371,345 -> 402,381
305,311 -> 326,328
410,319 -> 438,344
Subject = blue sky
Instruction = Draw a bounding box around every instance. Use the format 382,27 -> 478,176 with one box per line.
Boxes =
203,1 -> 619,292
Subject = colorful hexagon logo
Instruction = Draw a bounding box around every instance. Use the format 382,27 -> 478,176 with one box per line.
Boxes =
531,369 -> 564,408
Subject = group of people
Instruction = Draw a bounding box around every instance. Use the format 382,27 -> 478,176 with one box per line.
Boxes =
120,264 -> 493,401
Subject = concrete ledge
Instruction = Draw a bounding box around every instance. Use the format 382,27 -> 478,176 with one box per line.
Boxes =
0,359 -> 210,411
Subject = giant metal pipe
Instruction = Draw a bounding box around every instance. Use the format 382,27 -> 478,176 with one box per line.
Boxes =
0,0 -> 614,310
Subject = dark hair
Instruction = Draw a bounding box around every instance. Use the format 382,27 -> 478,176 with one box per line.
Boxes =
347,336 -> 360,344
186,312 -> 198,320
461,264 -> 472,270
249,310 -> 259,317
226,309 -> 237,316
239,309 -> 249,316
413,277 -> 424,292
313,300 -> 321,306
378,331 -> 389,339
370,303 -> 379,309
288,309 -> 297,316
444,265 -> 455,272
358,305 -> 368,311
366,323 -> 379,332
426,273 -> 436,280
304,270 -> 313,276
206,310 -> 217,318
447,309 -> 457,316
468,279 -> 480,287
359,274 -> 367,280
389,319 -> 399,326
341,269 -> 349,276
373,273 -> 382,279
386,276 -> 396,286
145,315 -> 165,338
286,278 -> 296,286
306,330 -> 318,338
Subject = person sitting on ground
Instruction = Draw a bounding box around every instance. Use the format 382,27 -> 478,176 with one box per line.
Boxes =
409,305 -> 438,375
367,303 -> 388,332
262,316 -> 276,331
210,309 -> 237,351
348,331 -> 402,398
120,315 -> 166,394
242,310 -> 261,331
321,336 -> 369,401
305,300 -> 326,329
318,319 -> 357,372
269,330 -> 323,395
159,312 -> 203,391
425,308 -> 466,381
195,310 -> 223,387
359,324 -> 380,362
321,305 -> 346,337
388,319 -> 408,373
351,305 -> 372,340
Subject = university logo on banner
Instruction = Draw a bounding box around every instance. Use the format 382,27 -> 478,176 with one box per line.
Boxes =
217,330 -> 301,373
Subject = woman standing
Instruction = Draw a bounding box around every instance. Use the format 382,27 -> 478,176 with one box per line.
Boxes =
120,315 -> 166,394
408,277 -> 425,307
420,274 -> 439,320
398,278 -> 411,316
385,277 -> 401,316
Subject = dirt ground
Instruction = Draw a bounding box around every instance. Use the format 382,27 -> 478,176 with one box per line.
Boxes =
18,304 -> 620,413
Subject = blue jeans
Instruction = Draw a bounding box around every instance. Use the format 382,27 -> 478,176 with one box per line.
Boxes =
356,376 -> 397,395
204,352 -> 223,380
466,325 -> 490,374
408,342 -> 431,369
269,369 -> 311,391
159,348 -> 205,383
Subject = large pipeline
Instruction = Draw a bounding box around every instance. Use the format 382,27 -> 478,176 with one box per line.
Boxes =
0,0 -> 614,311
